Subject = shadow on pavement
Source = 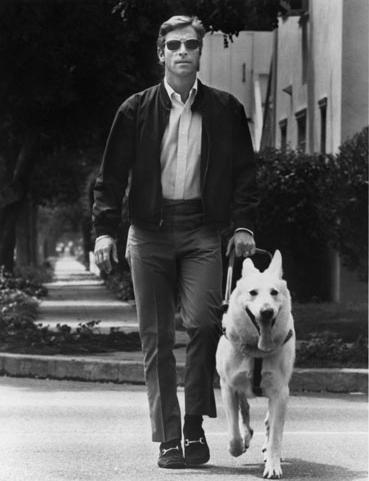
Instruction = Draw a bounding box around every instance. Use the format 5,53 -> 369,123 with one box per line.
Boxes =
167,459 -> 367,479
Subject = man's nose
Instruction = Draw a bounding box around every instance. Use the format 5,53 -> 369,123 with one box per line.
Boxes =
178,43 -> 188,54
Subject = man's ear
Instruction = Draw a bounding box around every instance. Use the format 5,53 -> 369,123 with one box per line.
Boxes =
157,46 -> 165,65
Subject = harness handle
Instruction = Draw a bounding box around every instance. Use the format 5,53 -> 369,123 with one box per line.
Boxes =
221,247 -> 273,313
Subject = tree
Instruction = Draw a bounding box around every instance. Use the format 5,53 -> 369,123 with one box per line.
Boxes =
0,0 -> 138,270
0,0 -> 287,271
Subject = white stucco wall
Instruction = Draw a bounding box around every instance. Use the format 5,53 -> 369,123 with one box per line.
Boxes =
341,0 -> 369,142
310,0 -> 343,153
275,15 -> 308,150
199,31 -> 273,150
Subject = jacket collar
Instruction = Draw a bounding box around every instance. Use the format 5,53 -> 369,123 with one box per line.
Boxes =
159,78 -> 206,111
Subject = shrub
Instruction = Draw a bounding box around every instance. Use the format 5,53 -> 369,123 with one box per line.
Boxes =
296,331 -> 368,368
324,127 -> 368,280
256,128 -> 368,299
256,149 -> 333,300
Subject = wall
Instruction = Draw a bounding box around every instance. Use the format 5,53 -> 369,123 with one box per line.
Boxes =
199,31 -> 273,150
341,0 -> 369,142
275,15 -> 307,151
310,0 -> 343,153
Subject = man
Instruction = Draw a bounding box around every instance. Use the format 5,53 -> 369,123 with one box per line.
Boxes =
93,15 -> 258,469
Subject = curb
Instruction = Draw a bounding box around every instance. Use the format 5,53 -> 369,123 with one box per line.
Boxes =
0,353 -> 367,393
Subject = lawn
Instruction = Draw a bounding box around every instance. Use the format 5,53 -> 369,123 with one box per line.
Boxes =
293,302 -> 368,342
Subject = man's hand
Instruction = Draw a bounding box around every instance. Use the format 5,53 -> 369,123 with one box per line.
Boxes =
94,235 -> 118,274
226,231 -> 256,258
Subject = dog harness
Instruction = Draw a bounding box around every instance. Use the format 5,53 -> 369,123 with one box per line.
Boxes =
222,327 -> 294,396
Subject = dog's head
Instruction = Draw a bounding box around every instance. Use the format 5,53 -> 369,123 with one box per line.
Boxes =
232,250 -> 292,352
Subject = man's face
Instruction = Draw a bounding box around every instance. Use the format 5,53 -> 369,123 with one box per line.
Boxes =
158,26 -> 201,80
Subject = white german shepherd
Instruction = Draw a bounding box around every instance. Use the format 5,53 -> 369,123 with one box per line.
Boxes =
216,250 -> 295,479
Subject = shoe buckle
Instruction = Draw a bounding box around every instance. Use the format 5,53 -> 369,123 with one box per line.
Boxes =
184,437 -> 205,447
161,446 -> 179,455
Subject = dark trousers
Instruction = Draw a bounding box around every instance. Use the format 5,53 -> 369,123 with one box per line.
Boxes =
126,200 -> 223,442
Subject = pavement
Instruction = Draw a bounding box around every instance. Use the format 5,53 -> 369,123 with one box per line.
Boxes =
0,377 -> 367,481
0,255 -> 367,393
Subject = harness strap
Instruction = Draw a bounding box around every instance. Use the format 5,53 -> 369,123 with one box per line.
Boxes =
252,329 -> 294,396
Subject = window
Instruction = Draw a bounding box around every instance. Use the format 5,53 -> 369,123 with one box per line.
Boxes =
319,97 -> 327,154
295,109 -> 307,152
279,119 -> 288,152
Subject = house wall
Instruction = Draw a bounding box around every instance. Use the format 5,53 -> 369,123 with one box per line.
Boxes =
275,0 -> 344,154
275,15 -> 308,151
199,31 -> 273,150
310,0 -> 343,153
341,0 -> 369,142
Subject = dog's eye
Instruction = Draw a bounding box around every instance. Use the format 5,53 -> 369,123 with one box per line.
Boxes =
249,290 -> 258,296
270,289 -> 279,296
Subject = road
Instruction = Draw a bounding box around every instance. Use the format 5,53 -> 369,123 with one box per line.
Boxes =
0,377 -> 367,481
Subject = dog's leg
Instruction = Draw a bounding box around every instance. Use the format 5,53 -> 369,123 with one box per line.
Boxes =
239,392 -> 253,451
262,411 -> 270,462
263,386 -> 289,479
220,380 -> 245,457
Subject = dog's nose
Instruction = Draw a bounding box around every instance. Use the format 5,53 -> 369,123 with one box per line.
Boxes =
260,308 -> 274,322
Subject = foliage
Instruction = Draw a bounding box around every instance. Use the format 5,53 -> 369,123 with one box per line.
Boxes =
114,0 -> 284,37
103,268 -> 134,301
0,266 -> 48,298
0,268 -> 141,354
256,135 -> 368,299
324,127 -> 368,280
296,331 -> 368,368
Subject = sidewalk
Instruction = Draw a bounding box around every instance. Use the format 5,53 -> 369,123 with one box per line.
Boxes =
0,256 -> 367,393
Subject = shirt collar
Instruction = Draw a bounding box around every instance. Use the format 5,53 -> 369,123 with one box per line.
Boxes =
164,77 -> 198,105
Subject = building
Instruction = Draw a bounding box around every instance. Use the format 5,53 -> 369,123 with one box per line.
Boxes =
199,0 -> 368,302
199,31 -> 274,151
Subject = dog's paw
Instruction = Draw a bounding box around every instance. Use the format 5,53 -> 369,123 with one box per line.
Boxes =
229,438 -> 247,457
263,459 -> 282,479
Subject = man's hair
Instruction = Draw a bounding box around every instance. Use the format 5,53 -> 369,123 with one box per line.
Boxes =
157,15 -> 206,51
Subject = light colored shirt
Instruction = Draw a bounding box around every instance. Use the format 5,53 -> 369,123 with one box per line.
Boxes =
160,77 -> 202,200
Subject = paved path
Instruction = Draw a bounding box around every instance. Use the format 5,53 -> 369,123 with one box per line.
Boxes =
0,377 -> 367,481
37,255 -> 189,361
38,256 -> 138,332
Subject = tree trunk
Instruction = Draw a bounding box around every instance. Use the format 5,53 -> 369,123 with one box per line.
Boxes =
0,133 -> 38,272
0,203 -> 19,272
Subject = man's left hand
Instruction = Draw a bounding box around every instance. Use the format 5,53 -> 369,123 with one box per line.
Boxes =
226,231 -> 256,257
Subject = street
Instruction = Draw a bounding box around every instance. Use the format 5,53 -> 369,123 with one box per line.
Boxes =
0,377 -> 367,481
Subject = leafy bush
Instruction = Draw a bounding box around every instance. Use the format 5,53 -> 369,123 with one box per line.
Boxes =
0,266 -> 49,298
296,331 -> 368,368
103,268 -> 134,301
324,127 -> 368,280
256,127 -> 368,299
0,266 -> 140,354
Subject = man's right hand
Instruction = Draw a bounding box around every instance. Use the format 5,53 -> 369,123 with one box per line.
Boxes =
94,235 -> 118,274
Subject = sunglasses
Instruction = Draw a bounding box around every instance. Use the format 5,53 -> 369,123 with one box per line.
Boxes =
165,39 -> 200,51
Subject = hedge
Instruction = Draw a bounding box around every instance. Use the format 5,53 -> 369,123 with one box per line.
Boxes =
255,126 -> 368,300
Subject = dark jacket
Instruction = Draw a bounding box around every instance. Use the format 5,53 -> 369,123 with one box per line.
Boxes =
93,80 -> 258,237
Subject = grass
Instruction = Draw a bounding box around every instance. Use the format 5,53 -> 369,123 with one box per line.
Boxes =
293,302 -> 367,342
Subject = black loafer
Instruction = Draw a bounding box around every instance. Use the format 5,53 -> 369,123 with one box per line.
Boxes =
158,443 -> 185,469
184,431 -> 210,466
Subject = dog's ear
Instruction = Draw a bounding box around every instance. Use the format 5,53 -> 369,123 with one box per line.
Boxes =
242,258 -> 259,277
266,249 -> 283,278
